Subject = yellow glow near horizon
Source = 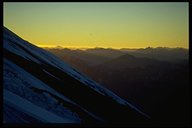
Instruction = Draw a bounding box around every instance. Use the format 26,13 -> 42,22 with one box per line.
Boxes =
4,2 -> 189,49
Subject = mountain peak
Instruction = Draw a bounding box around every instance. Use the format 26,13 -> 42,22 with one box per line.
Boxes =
118,53 -> 136,59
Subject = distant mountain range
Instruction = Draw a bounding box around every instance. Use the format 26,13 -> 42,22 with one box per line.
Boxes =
120,47 -> 188,63
44,45 -> 190,126
44,46 -> 188,63
3,27 -> 150,126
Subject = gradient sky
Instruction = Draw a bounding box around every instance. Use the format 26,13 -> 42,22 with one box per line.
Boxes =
4,2 -> 189,48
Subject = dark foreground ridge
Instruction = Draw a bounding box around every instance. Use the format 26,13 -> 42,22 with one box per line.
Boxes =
3,26 -> 151,126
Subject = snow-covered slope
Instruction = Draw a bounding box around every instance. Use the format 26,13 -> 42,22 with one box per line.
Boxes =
3,27 -> 150,124
3,58 -> 83,123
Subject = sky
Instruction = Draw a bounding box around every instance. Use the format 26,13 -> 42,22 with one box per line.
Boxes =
3,2 -> 189,49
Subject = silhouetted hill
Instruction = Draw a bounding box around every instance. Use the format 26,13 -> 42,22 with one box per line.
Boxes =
87,55 -> 189,126
95,53 -> 172,70
120,47 -> 188,63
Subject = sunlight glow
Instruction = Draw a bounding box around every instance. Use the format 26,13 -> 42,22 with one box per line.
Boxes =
4,2 -> 189,49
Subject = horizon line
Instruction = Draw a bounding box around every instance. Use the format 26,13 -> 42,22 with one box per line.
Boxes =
37,45 -> 188,50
